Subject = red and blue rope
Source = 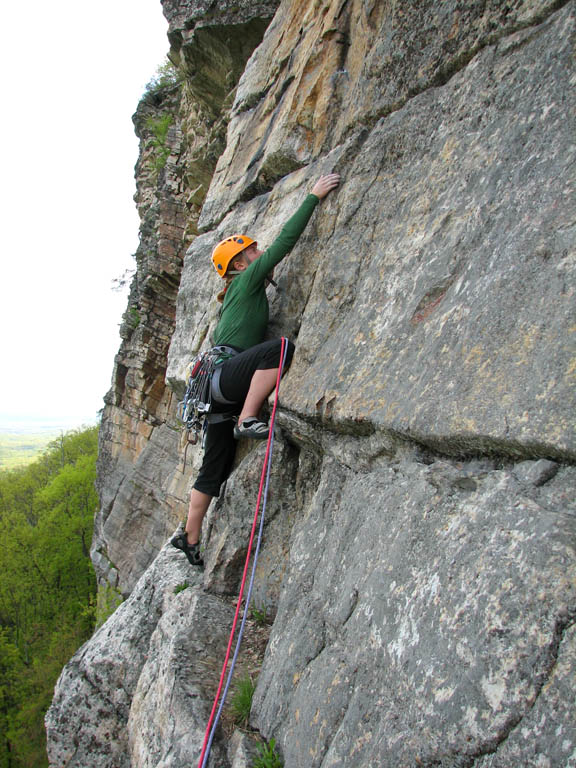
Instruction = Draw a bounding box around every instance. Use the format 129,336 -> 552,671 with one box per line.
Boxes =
197,337 -> 289,768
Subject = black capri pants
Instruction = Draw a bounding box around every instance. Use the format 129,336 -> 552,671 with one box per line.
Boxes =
193,338 -> 294,497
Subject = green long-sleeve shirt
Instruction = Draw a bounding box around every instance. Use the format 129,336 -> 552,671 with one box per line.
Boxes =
213,193 -> 320,350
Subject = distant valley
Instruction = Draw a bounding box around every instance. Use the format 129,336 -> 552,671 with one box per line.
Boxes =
0,420 -> 96,470
0,429 -> 62,469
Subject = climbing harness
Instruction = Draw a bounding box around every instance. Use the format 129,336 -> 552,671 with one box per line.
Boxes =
178,345 -> 238,450
197,337 -> 289,768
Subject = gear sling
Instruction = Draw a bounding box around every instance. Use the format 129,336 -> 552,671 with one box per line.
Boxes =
178,345 -> 238,446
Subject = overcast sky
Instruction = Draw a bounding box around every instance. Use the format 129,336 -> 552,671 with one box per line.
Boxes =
0,0 -> 170,428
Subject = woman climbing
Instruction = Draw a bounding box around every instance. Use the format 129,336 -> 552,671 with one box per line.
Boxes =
171,173 -> 341,567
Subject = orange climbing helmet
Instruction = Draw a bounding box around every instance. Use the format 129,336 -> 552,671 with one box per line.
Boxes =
211,235 -> 255,277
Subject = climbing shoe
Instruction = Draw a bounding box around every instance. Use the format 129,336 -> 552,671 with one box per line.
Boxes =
233,417 -> 270,440
170,531 -> 204,568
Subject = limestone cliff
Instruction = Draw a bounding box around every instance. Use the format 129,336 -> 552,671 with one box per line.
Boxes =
47,1 -> 575,766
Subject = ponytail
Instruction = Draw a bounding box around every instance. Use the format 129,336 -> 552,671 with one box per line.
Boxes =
216,260 -> 243,303
217,276 -> 234,304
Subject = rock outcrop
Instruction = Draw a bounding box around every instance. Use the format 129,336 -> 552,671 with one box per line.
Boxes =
93,83 -> 190,597
46,545 -> 233,767
48,0 -> 575,766
93,0 -> 281,596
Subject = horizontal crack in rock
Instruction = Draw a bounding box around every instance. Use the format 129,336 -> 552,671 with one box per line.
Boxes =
279,408 -> 576,466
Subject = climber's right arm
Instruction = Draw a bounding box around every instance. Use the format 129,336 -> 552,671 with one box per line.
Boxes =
244,174 -> 341,287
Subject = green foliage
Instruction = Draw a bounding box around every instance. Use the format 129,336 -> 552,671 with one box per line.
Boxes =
230,674 -> 255,728
173,582 -> 189,594
125,306 -> 141,329
253,738 -> 283,768
250,604 -> 269,626
143,58 -> 181,97
146,114 -> 173,171
95,582 -> 123,627
0,426 -> 99,767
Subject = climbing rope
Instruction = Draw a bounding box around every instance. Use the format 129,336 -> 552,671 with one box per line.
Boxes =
197,337 -> 289,768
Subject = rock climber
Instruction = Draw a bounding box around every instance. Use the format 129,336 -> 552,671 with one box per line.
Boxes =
171,173 -> 341,567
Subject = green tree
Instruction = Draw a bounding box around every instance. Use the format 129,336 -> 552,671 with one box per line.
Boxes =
0,426 -> 99,767
143,57 -> 181,97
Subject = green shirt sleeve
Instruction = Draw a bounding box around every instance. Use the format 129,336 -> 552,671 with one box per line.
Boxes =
239,193 -> 320,292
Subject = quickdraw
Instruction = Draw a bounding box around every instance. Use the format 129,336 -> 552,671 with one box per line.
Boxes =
177,346 -> 237,447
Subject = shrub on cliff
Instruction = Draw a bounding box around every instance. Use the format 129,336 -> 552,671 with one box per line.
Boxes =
146,113 -> 174,171
143,57 -> 181,98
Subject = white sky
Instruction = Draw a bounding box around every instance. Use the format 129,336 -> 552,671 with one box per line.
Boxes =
0,0 -> 170,428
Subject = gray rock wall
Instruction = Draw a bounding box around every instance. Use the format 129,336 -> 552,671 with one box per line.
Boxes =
46,545 -> 233,768
252,452 -> 576,766
47,0 -> 575,766
169,2 -> 576,459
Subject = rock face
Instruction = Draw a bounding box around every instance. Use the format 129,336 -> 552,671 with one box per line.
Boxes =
93,84 -> 191,597
252,455 -> 576,766
48,0 -> 575,766
46,543 -> 234,767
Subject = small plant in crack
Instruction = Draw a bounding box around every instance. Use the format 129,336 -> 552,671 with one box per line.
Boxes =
253,737 -> 283,768
146,114 -> 173,170
250,604 -> 269,626
230,674 -> 256,729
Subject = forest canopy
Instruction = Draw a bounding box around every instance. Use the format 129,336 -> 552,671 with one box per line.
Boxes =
0,426 -> 99,768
